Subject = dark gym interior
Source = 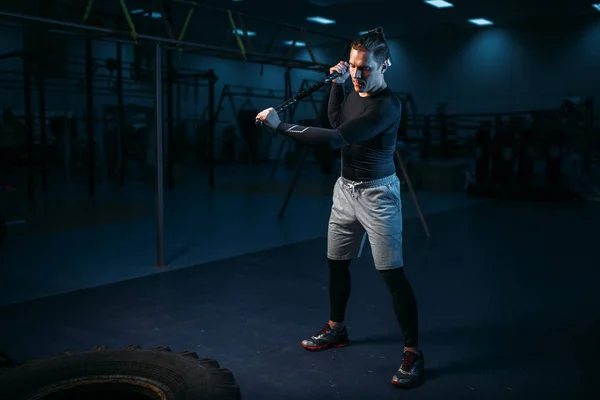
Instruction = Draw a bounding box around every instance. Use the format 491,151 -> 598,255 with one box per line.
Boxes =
0,0 -> 599,399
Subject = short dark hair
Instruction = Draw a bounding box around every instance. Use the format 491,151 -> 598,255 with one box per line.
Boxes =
351,27 -> 391,67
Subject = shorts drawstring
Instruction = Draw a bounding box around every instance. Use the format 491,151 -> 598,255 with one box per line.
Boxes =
344,181 -> 362,198
340,174 -> 397,199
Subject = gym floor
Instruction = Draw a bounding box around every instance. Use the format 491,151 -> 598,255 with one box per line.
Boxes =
0,161 -> 597,399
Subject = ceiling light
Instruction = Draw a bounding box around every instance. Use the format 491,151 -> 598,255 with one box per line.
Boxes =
141,12 -> 162,19
130,9 -> 161,18
468,18 -> 494,26
424,0 -> 454,9
306,16 -> 336,25
358,30 -> 369,35
232,28 -> 256,36
593,3 -> 600,11
284,40 -> 306,47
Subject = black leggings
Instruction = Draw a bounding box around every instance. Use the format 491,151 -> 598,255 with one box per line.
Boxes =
328,258 -> 419,348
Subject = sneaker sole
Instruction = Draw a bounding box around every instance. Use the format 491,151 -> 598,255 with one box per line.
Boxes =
300,341 -> 350,351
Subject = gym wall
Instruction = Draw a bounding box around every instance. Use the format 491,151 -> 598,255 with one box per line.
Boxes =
316,16 -> 600,115
0,24 -> 332,162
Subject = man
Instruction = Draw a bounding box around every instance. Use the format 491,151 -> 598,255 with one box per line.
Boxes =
255,27 -> 424,389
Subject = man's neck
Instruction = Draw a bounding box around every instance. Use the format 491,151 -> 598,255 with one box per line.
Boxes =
359,81 -> 387,97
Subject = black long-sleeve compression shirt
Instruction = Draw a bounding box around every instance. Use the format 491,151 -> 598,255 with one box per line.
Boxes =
275,83 -> 401,181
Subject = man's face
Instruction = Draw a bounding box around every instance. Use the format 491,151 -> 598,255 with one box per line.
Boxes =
349,48 -> 385,94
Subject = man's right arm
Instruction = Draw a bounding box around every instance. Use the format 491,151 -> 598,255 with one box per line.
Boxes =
327,84 -> 345,128
275,98 -> 397,149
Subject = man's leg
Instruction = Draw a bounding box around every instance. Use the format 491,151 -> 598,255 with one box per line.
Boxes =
380,268 -> 419,349
357,175 -> 424,388
328,258 -> 352,326
301,177 -> 365,351
298,258 -> 353,351
380,268 -> 423,388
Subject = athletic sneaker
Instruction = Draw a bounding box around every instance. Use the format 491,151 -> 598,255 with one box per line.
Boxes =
391,349 -> 425,388
301,323 -> 350,351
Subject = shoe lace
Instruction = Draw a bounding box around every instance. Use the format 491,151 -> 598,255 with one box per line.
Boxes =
317,324 -> 332,336
400,350 -> 418,372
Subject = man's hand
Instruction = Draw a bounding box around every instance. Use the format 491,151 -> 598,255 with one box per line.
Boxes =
330,61 -> 350,84
255,107 -> 281,130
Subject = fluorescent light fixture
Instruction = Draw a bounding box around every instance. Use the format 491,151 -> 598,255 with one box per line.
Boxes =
130,9 -> 161,18
358,30 -> 369,35
284,40 -> 306,47
593,3 -> 600,11
143,12 -> 162,19
306,16 -> 336,25
232,28 -> 256,36
424,0 -> 454,9
468,18 -> 494,26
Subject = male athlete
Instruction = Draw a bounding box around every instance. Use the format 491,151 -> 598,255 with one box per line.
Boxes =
255,28 -> 424,388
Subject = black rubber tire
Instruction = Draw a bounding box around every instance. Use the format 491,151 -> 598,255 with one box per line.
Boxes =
0,345 -> 241,400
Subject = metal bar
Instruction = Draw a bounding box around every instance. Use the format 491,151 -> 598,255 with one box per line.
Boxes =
155,0 -> 175,40
277,146 -> 310,220
301,29 -> 321,69
171,0 -> 350,42
0,74 -> 169,97
236,13 -> 256,55
582,98 -> 594,175
284,68 -> 292,121
176,72 -> 218,80
0,83 -> 159,99
284,39 -> 299,61
449,110 -> 556,118
164,4 -> 175,191
38,74 -> 47,193
166,49 -> 175,190
223,92 -> 284,100
208,70 -> 216,189
161,48 -> 325,72
262,25 -> 281,62
155,44 -> 166,268
176,81 -> 181,122
22,54 -> 34,202
219,84 -> 284,92
0,11 -> 332,72
225,88 -> 243,150
213,85 -> 229,124
394,149 -> 431,239
64,110 -> 71,185
116,41 -> 126,185
85,36 -> 95,198
270,140 -> 285,179
0,64 -> 210,81
269,68 -> 293,177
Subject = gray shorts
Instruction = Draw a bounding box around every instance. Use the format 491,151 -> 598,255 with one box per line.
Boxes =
327,173 -> 403,270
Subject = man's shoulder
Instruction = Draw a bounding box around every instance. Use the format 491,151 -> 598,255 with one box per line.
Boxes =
376,88 -> 402,114
384,87 -> 402,106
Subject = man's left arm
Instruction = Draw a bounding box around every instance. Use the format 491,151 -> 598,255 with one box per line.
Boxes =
275,101 -> 397,149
